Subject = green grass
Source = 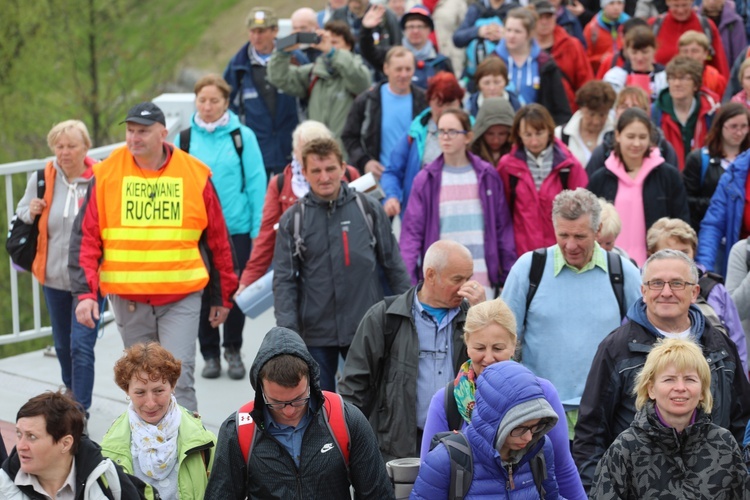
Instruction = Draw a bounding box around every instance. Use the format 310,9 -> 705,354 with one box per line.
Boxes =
0,336 -> 53,360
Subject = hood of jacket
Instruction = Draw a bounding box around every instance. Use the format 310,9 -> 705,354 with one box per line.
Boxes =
467,362 -> 558,467
495,37 -> 541,62
626,298 -> 706,340
249,326 -> 323,409
718,0 -> 743,27
632,400 -> 713,450
603,146 -> 664,183
409,107 -> 433,139
471,97 -> 515,148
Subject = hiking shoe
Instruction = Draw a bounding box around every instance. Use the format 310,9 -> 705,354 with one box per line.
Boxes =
202,358 -> 221,379
224,349 -> 246,380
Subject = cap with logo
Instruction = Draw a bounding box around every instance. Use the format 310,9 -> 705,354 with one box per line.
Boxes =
120,102 -> 166,126
246,7 -> 278,29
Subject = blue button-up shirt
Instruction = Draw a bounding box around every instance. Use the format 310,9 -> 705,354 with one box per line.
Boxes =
264,403 -> 314,467
413,289 -> 459,429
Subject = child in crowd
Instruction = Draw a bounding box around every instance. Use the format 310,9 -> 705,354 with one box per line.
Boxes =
678,30 -> 726,100
466,56 -> 522,117
603,25 -> 667,102
584,0 -> 630,75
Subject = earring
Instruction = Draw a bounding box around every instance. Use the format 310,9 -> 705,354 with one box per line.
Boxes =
126,395 -> 131,401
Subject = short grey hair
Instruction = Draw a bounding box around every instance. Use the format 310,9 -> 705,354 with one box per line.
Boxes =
642,249 -> 699,283
292,121 -> 333,156
552,188 -> 602,233
423,240 -> 472,274
47,120 -> 92,151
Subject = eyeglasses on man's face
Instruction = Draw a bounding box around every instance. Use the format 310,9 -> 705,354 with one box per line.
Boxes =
643,280 -> 695,291
262,387 -> 311,410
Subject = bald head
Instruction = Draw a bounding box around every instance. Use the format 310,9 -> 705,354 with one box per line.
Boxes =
423,240 -> 473,274
420,240 -> 474,309
292,8 -> 318,33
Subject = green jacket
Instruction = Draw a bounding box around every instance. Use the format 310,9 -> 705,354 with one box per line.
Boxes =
101,406 -> 216,500
267,48 -> 371,142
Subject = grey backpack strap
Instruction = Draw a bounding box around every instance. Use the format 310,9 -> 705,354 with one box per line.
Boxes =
292,202 -> 306,262
529,448 -> 547,499
353,191 -> 376,247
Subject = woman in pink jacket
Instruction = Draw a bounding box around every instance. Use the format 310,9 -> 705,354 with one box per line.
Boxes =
496,104 -> 588,256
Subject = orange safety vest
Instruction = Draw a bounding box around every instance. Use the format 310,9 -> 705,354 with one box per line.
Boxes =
94,146 -> 210,296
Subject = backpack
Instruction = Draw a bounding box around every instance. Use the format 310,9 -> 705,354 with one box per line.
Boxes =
696,271 -> 729,338
275,168 -> 353,194
429,431 -> 547,499
652,14 -> 715,58
290,190 -> 376,262
6,168 -> 46,271
236,390 -> 350,469
507,169 -> 570,213
524,248 -> 626,327
179,127 -> 246,193
465,16 -> 502,78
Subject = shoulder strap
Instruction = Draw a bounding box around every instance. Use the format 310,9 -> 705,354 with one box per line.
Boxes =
276,171 -> 285,193
354,191 -> 377,248
652,15 -> 664,37
561,131 -> 570,147
37,168 -> 46,199
438,432 -> 473,500
698,270 -> 723,300
530,448 -> 548,499
179,128 -> 191,153
509,175 -> 519,214
698,15 -> 715,56
382,295 -> 401,355
292,201 -> 307,262
746,238 -> 750,271
526,248 -> 548,313
444,380 -> 462,431
344,168 -> 353,182
606,251 -> 626,319
236,400 -> 258,465
558,167 -> 570,190
230,128 -> 246,193
700,148 -> 710,186
321,391 -> 351,469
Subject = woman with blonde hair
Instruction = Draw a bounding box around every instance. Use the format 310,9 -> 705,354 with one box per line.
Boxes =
591,338 -> 748,499
419,298 -> 585,499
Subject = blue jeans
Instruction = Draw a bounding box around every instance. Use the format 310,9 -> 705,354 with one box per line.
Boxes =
307,345 -> 349,392
43,286 -> 103,413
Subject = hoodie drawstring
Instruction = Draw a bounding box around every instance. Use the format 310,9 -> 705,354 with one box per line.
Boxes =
63,181 -> 79,218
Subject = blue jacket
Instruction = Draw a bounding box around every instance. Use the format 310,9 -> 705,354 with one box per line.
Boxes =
696,148 -> 750,274
223,42 -> 298,171
411,362 -> 561,499
453,0 -> 518,48
174,111 -> 266,237
382,107 -> 434,211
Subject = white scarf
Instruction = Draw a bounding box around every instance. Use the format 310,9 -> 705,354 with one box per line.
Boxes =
128,395 -> 181,480
194,111 -> 230,133
291,157 -> 310,198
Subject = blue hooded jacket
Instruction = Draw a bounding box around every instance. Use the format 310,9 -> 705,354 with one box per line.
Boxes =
411,362 -> 561,499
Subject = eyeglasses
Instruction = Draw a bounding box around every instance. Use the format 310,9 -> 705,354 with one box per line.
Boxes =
433,129 -> 468,139
262,387 -> 311,410
509,422 -> 548,438
643,280 -> 696,290
723,123 -> 749,132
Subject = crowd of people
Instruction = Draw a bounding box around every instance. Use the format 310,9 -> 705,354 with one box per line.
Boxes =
6,0 -> 750,497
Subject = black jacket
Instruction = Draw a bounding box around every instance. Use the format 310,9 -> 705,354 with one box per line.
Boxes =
342,82 -> 428,173
587,157 -> 690,230
204,327 -> 395,499
0,436 -> 155,499
586,129 -> 679,178
537,51 -> 572,126
572,301 -> 750,490
683,148 -> 726,233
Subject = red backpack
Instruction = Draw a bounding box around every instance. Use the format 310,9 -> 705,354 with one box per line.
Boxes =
236,390 -> 351,469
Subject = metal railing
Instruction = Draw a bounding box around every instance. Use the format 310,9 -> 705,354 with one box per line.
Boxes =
0,93 -> 197,344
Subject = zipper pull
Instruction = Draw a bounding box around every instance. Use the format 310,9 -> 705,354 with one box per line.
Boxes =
508,463 -> 515,490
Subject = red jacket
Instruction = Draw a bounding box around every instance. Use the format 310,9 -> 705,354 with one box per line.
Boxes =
595,50 -> 625,79
584,17 -> 625,76
239,163 -> 360,286
702,64 -> 727,100
551,25 -> 595,113
655,90 -> 718,171
496,139 -> 588,255
651,12 -> 729,76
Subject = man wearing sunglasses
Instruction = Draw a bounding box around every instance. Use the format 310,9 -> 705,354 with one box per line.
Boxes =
206,326 -> 394,499
573,248 -> 750,491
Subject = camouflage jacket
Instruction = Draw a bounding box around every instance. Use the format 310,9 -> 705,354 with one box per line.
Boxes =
589,401 -> 748,499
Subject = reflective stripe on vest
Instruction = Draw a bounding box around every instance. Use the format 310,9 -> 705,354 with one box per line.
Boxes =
94,146 -> 210,296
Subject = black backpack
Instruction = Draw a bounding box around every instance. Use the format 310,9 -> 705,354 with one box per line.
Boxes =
429,431 -> 547,499
507,169 -> 570,213
6,168 -> 46,271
